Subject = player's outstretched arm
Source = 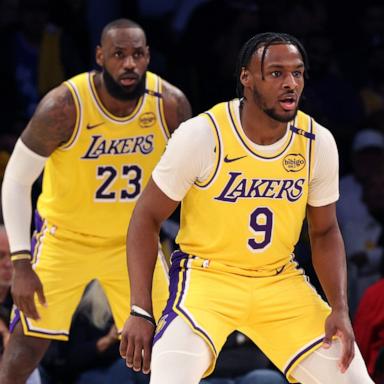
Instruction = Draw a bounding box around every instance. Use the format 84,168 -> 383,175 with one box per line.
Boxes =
2,84 -> 76,320
120,177 -> 179,374
307,203 -> 355,373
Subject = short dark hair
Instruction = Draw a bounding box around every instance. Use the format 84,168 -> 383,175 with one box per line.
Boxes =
235,32 -> 309,98
100,18 -> 145,45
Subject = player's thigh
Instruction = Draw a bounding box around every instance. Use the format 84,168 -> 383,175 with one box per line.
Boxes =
155,255 -> 247,377
291,339 -> 374,383
151,316 -> 212,384
22,224 -> 94,339
241,267 -> 330,381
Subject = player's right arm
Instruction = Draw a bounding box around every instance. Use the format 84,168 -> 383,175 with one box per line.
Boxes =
119,116 -> 215,373
1,84 -> 76,320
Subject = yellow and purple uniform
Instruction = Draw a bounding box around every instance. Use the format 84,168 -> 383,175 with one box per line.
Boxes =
14,71 -> 169,340
155,100 -> 331,382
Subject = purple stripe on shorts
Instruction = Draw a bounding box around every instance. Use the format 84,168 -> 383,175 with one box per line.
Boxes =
9,307 -> 20,333
153,250 -> 217,354
31,210 -> 44,255
153,251 -> 187,344
284,336 -> 324,377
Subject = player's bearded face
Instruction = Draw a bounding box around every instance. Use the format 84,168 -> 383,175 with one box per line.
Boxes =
252,86 -> 299,123
103,68 -> 146,101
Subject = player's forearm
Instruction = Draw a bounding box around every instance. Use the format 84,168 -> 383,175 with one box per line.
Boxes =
126,208 -> 161,315
310,226 -> 349,311
1,140 -> 46,253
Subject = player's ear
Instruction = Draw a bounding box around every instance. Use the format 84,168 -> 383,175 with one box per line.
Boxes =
95,45 -> 103,67
240,67 -> 250,87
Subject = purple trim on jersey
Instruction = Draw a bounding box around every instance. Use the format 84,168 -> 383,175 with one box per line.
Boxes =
88,72 -> 145,123
195,112 -> 221,188
290,125 -> 316,140
284,336 -> 324,376
153,250 -> 217,354
9,308 -> 20,333
228,102 -> 294,160
308,118 -> 314,181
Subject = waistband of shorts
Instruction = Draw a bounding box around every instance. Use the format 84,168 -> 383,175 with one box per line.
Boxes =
171,250 -> 296,277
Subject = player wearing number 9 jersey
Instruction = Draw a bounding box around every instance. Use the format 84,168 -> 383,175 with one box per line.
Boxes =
120,32 -> 373,384
0,18 -> 191,384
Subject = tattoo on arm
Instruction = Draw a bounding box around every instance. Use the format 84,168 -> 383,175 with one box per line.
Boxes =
21,85 -> 76,157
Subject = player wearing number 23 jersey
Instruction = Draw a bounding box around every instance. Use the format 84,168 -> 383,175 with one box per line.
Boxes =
2,19 -> 191,349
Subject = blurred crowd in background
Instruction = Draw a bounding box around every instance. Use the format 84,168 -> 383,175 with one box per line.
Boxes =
0,0 -> 383,383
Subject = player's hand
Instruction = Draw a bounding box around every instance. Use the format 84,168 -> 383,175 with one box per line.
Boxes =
119,316 -> 155,374
11,260 -> 46,320
322,308 -> 355,373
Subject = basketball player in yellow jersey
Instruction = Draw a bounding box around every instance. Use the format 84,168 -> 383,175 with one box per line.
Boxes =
0,18 -> 191,384
120,32 -> 374,384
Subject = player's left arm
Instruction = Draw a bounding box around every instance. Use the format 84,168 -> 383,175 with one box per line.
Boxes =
307,203 -> 354,373
161,80 -> 192,134
307,124 -> 355,373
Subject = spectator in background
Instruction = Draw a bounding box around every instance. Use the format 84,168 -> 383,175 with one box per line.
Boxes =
354,256 -> 384,383
344,168 -> 384,314
337,129 -> 384,232
337,130 -> 384,313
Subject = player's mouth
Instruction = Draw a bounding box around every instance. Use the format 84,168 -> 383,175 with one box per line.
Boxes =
278,94 -> 297,111
119,74 -> 138,87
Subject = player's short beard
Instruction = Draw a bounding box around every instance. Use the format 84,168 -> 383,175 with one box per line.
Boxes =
103,69 -> 146,101
252,88 -> 298,123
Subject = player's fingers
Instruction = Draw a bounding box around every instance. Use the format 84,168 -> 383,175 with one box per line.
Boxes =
339,335 -> 355,373
132,340 -> 144,372
119,334 -> 128,358
21,296 -> 40,320
125,337 -> 135,368
36,284 -> 47,307
322,325 -> 335,349
142,339 -> 152,374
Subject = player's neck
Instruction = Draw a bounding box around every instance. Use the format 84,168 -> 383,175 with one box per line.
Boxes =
240,103 -> 288,145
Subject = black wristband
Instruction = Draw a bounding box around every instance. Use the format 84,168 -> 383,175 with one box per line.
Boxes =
130,309 -> 156,327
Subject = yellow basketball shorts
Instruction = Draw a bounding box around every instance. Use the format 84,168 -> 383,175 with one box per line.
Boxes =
11,212 -> 169,341
154,250 -> 331,383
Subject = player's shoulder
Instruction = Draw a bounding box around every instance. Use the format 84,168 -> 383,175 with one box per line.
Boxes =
312,119 -> 337,146
35,82 -> 75,118
173,114 -> 212,137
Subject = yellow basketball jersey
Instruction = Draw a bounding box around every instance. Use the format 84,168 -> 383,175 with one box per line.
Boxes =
177,100 -> 316,272
37,71 -> 169,238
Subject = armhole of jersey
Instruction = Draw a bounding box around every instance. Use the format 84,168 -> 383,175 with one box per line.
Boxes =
157,76 -> 171,139
308,118 -> 315,182
60,80 -> 82,150
194,112 -> 221,189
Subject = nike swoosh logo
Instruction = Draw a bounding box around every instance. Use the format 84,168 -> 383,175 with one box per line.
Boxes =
86,122 -> 105,130
224,155 -> 247,163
